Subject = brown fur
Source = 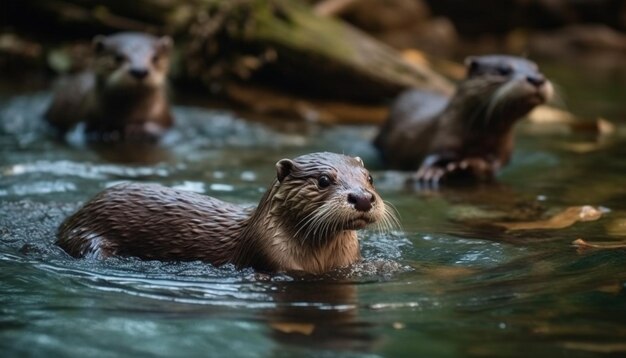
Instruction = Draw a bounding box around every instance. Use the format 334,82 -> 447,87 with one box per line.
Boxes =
374,55 -> 553,183
45,32 -> 174,141
57,152 -> 396,274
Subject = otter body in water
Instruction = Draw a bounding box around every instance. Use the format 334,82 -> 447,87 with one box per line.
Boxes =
374,55 -> 553,183
57,153 -> 396,274
45,32 -> 174,141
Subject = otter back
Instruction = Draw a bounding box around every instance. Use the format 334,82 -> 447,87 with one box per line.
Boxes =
57,183 -> 249,263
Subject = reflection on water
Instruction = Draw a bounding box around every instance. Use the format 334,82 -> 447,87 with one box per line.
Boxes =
1,68 -> 626,357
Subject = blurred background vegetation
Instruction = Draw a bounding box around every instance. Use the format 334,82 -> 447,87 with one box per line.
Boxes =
1,0 -> 624,121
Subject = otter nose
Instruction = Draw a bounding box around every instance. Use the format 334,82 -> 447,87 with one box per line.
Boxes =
129,68 -> 149,80
347,191 -> 375,212
526,74 -> 545,87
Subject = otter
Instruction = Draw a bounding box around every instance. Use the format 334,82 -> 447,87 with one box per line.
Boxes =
374,55 -> 553,184
45,32 -> 174,141
56,152 -> 398,274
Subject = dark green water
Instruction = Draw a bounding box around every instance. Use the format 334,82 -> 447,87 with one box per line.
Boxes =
1,64 -> 625,357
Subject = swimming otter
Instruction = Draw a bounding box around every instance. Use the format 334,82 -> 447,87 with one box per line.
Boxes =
374,55 -> 553,184
45,32 -> 174,141
56,152 -> 398,274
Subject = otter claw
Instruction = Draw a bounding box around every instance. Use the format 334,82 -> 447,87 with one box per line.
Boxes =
412,156 -> 498,188
411,166 -> 445,188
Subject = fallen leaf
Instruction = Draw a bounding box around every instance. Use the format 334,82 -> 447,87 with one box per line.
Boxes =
579,205 -> 605,221
527,107 -> 615,136
569,117 -> 616,135
563,342 -> 626,353
528,105 -> 577,124
562,141 -> 607,154
595,282 -> 623,294
597,118 -> 616,135
494,206 -> 603,231
270,322 -> 315,335
572,238 -> 626,250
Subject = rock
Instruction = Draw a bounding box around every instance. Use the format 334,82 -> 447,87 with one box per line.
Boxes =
529,24 -> 626,56
342,0 -> 430,32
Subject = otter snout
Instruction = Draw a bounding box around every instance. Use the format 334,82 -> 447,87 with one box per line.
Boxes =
526,74 -> 546,87
129,67 -> 149,80
347,190 -> 375,212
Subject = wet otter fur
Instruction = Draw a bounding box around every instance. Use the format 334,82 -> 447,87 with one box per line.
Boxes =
56,152 -> 398,274
374,55 -> 553,184
45,32 -> 174,141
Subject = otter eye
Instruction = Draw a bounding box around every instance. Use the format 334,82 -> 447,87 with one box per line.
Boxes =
497,65 -> 512,76
114,54 -> 126,65
318,175 -> 331,188
467,60 -> 480,75
367,174 -> 374,185
151,54 -> 159,64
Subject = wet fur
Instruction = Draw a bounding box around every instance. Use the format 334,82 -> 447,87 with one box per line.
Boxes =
57,153 -> 398,274
374,55 -> 553,182
45,32 -> 174,141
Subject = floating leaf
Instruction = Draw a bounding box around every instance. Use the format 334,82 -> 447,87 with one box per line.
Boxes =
528,105 -> 577,124
572,238 -> 626,250
527,106 -> 615,137
270,322 -> 315,335
563,342 -> 626,353
568,117 -> 615,135
494,206 -> 603,231
563,141 -> 607,154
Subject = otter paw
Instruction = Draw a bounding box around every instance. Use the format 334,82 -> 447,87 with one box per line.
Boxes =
412,165 -> 448,186
124,124 -> 162,142
411,158 -> 498,187
455,158 -> 498,180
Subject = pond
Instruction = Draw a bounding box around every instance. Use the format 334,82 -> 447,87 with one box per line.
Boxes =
1,59 -> 625,357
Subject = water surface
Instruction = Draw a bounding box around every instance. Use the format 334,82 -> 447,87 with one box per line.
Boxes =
1,62 -> 625,357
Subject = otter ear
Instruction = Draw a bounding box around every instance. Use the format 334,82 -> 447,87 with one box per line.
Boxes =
354,156 -> 364,166
465,56 -> 480,76
92,35 -> 107,54
276,159 -> 295,183
157,36 -> 173,53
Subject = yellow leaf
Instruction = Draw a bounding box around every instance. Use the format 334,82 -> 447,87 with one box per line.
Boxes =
494,206 -> 603,231
572,238 -> 626,250
270,322 -> 316,335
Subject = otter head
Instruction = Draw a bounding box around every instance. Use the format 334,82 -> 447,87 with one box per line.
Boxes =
270,152 -> 395,246
459,55 -> 553,127
92,32 -> 173,91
